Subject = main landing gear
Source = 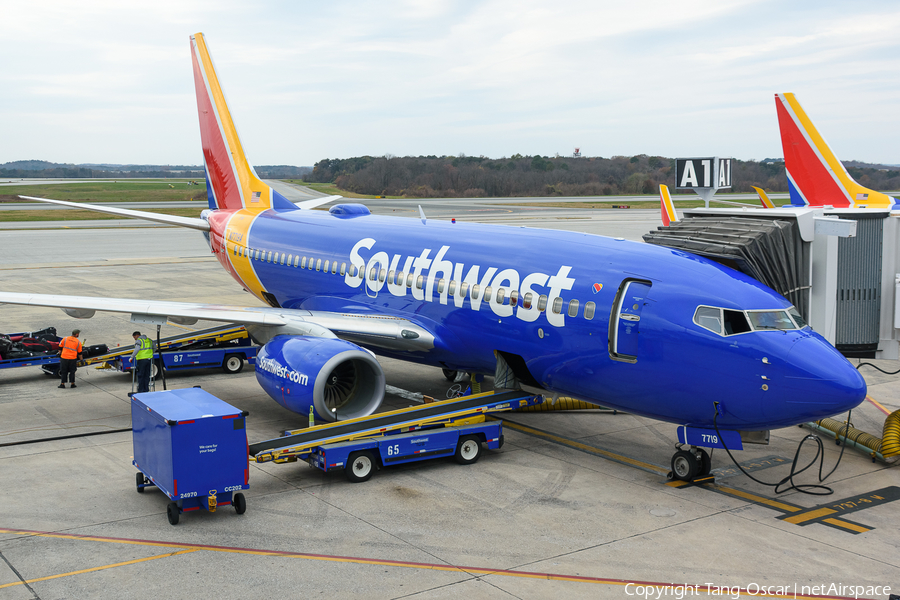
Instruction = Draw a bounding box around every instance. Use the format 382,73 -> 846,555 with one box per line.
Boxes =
669,445 -> 712,482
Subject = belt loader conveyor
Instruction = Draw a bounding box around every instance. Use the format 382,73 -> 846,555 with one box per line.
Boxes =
249,390 -> 544,480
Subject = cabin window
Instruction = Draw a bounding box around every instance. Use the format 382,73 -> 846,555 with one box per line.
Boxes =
369,267 -> 378,281
459,282 -> 469,298
332,262 -> 338,274
406,273 -> 415,288
301,257 -> 307,268
537,295 -> 548,312
484,286 -> 493,303
522,292 -> 533,309
324,260 -> 330,272
267,251 -> 273,263
379,269 -> 386,283
496,288 -> 506,304
509,290 -> 518,307
351,265 -> 359,277
294,255 -> 300,267
280,254 -> 286,265
416,275 -> 424,290
584,301 -> 596,320
449,281 -> 457,296
567,299 -> 579,317
340,262 -> 347,276
552,297 -> 563,314
437,279 -> 445,294
287,254 -> 293,265
388,270 -> 395,284
471,284 -> 480,300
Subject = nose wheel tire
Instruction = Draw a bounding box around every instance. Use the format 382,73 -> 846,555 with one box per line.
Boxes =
697,448 -> 712,477
345,451 -> 375,483
442,368 -> 459,381
454,435 -> 482,465
671,449 -> 699,481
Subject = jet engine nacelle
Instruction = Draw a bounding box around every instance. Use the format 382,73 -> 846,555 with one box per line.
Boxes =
255,336 -> 385,422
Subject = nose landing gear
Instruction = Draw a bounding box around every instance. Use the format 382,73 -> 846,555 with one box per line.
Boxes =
669,445 -> 712,482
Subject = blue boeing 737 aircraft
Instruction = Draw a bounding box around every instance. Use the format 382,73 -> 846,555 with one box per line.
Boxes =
2,33 -> 866,480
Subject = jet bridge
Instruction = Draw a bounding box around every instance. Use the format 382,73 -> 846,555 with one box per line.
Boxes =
644,206 -> 900,360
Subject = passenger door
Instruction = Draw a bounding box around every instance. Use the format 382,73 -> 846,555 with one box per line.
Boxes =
609,279 -> 652,362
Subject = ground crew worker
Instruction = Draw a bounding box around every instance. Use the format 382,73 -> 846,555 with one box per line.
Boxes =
130,331 -> 154,394
57,329 -> 83,388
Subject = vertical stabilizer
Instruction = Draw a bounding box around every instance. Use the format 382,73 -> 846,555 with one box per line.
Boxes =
659,184 -> 679,226
752,186 -> 776,209
190,33 -> 294,212
775,93 -> 897,209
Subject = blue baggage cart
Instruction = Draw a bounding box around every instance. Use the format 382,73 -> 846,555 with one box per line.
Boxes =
131,388 -> 249,525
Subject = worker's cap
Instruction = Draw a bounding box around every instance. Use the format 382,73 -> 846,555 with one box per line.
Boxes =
72,329 -> 80,336
132,331 -> 141,337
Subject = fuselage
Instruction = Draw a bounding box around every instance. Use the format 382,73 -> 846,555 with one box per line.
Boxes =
204,205 -> 866,431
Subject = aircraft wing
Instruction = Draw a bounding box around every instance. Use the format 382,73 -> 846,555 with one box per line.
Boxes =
0,292 -> 435,352
18,195 -> 211,231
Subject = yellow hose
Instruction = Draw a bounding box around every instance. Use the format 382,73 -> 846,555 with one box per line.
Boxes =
812,410 -> 900,463
883,410 -> 900,459
515,396 -> 608,412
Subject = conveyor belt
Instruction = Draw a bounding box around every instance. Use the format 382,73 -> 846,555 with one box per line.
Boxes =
249,390 -> 532,457
83,324 -> 247,363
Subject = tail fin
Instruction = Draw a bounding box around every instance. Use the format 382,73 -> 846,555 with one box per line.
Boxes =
752,186 -> 776,209
190,33 -> 294,212
659,184 -> 679,226
774,93 -> 898,209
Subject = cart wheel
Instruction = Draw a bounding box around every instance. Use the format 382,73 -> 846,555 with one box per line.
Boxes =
345,451 -> 375,483
151,360 -> 165,379
166,502 -> 180,525
441,368 -> 458,382
233,492 -> 246,514
136,472 -> 145,493
454,435 -> 482,465
222,354 -> 244,374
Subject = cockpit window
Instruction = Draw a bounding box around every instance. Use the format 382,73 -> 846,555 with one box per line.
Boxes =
693,306 -> 722,334
747,310 -> 796,331
695,305 -> 806,336
788,306 -> 807,328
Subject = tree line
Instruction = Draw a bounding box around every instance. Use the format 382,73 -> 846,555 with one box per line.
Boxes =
305,154 -> 900,198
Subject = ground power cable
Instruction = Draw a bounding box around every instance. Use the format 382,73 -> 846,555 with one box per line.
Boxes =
711,401 -> 849,495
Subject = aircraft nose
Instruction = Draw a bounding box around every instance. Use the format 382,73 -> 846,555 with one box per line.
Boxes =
776,336 -> 867,421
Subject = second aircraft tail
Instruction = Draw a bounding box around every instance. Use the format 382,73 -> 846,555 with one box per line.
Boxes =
775,93 -> 898,209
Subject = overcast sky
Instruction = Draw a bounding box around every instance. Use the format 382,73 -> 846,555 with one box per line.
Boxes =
2,1 -> 899,167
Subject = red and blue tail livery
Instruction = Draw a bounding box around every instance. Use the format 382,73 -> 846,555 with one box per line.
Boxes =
775,93 -> 898,209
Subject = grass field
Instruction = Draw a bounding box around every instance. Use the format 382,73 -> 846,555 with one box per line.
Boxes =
0,180 -> 206,203
0,179 -> 770,222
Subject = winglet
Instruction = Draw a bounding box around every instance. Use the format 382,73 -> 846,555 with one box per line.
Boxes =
190,33 -> 295,213
752,186 -> 776,209
774,93 -> 898,209
660,185 -> 679,226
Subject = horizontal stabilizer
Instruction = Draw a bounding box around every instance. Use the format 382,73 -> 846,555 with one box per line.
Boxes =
18,195 -> 211,231
294,195 -> 343,209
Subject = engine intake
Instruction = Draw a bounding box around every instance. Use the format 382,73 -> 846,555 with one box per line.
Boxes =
255,336 -> 384,421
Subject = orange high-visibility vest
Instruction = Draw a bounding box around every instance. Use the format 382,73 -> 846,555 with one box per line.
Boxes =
59,336 -> 82,360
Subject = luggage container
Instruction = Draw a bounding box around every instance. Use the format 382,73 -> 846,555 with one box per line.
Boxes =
131,388 -> 249,525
